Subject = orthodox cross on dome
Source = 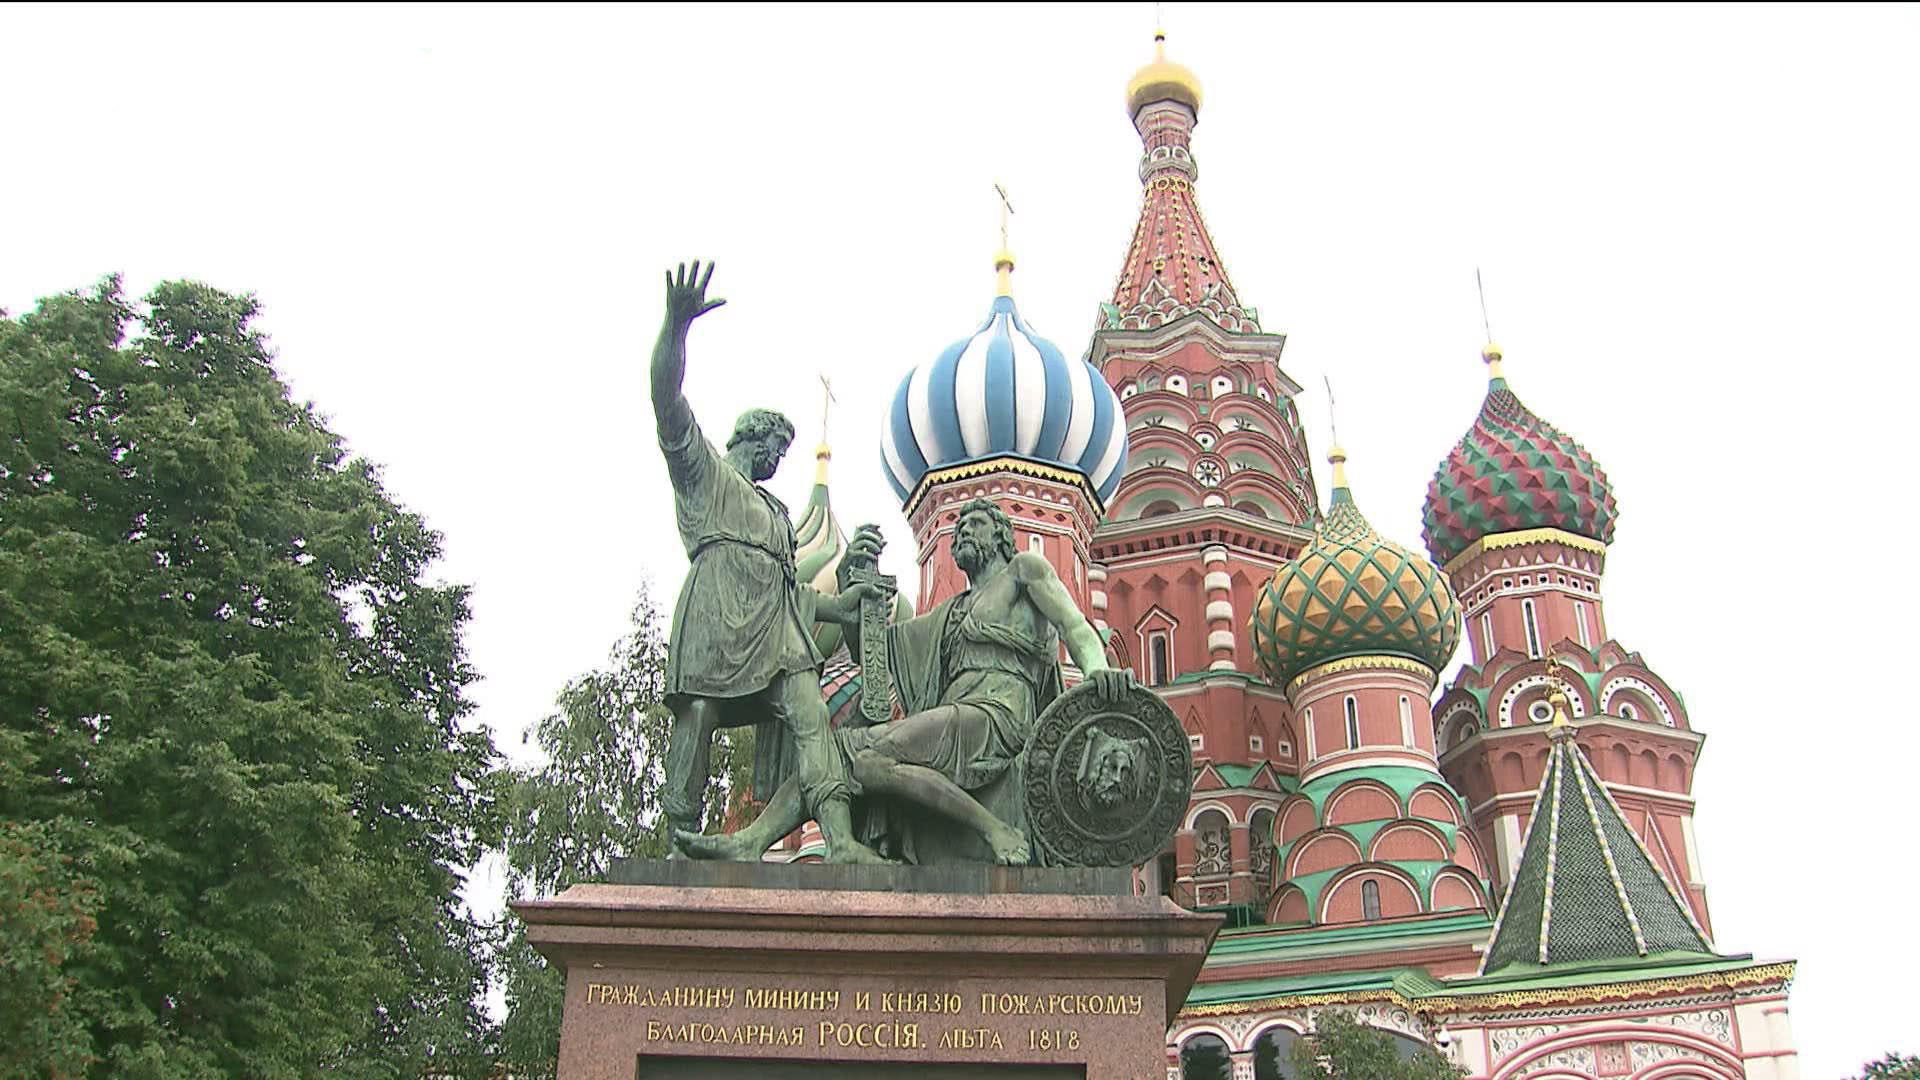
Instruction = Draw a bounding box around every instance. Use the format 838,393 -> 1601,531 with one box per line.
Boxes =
1476,268 -> 1505,380
1322,376 -> 1349,493
1543,643 -> 1576,735
993,181 -> 1016,296
814,372 -> 836,482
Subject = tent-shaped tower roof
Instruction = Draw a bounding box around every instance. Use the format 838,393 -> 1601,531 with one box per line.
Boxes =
1481,690 -> 1713,975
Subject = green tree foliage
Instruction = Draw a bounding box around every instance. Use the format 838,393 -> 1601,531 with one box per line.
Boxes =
1851,1054 -> 1920,1080
0,278 -> 503,1077
0,810 -> 99,1078
1288,1011 -> 1465,1080
496,587 -> 753,1078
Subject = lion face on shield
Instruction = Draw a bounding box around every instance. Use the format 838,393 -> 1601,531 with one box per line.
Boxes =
1077,729 -> 1150,812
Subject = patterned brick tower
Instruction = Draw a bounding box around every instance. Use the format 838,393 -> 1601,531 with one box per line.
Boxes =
1424,344 -> 1714,933
1247,446 -> 1492,927
1086,29 -> 1318,911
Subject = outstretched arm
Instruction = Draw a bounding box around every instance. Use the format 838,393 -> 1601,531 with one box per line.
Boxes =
651,261 -> 726,445
1012,552 -> 1133,701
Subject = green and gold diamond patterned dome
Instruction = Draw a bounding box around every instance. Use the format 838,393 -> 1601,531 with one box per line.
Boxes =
1423,345 -> 1619,566
1250,448 -> 1462,687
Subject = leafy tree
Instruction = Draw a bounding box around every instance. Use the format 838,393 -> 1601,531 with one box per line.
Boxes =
1289,1011 -> 1465,1080
0,278 -> 503,1077
497,586 -> 753,1078
0,806 -> 99,1077
1851,1054 -> 1920,1080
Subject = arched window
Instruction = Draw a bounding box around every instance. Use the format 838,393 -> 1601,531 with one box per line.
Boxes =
1362,879 -> 1382,921
1166,374 -> 1189,395
1121,382 -> 1139,399
1344,696 -> 1361,749
1192,810 -> 1232,877
1149,632 -> 1172,686
1481,612 -> 1495,659
1210,374 -> 1235,397
1248,808 -> 1276,887
1027,533 -> 1044,555
1141,499 -> 1181,519
1253,1026 -> 1299,1080
1180,1033 -> 1231,1080
1522,599 -> 1542,658
1573,599 -> 1592,646
1398,695 -> 1414,746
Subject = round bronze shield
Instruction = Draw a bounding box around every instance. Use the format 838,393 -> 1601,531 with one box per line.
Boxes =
1021,680 -> 1193,867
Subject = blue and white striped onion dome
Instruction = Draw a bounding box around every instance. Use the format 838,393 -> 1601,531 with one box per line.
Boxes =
881,295 -> 1129,506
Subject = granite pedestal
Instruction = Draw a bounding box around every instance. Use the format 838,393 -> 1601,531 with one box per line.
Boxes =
513,860 -> 1222,1079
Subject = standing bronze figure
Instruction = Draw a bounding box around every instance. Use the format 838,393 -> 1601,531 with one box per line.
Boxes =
651,262 -> 886,864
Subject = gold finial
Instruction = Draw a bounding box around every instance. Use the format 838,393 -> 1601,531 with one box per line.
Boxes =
815,373 -> 836,484
993,182 -> 1016,297
1547,686 -> 1573,731
1322,375 -> 1348,491
1126,21 -> 1203,116
1544,644 -> 1575,735
1482,342 -> 1505,381
1476,268 -> 1504,381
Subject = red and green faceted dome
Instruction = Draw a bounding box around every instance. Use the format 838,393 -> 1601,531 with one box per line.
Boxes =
1251,485 -> 1462,686
1422,378 -> 1619,565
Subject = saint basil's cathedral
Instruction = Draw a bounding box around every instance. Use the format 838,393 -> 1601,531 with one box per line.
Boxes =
767,30 -> 1800,1080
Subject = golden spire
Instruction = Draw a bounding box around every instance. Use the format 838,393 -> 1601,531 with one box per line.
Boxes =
1477,268 -> 1505,382
993,182 -> 1016,297
1323,376 -> 1349,492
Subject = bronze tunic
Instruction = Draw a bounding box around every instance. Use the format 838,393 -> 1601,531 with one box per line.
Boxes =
659,416 -> 822,701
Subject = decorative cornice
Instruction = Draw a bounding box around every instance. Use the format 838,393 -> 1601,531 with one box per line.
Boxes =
1287,655 -> 1438,697
903,456 -> 1098,517
1177,961 -> 1797,1020
1182,988 -> 1405,1017
1444,528 -> 1610,575
1424,961 -> 1797,1012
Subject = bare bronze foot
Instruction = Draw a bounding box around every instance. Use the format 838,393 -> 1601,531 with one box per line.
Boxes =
987,825 -> 1032,866
672,828 -> 757,861
826,839 -> 896,865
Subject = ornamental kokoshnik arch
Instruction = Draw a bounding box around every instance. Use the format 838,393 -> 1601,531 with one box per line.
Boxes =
1022,680 -> 1193,867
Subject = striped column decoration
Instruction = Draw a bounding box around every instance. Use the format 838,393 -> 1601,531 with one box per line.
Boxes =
1088,563 -> 1110,638
1203,545 -> 1236,670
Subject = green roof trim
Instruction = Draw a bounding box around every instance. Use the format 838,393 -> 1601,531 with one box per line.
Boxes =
1480,728 -> 1714,975
1296,765 -> 1467,820
1184,951 -> 1788,1016
1213,763 -> 1258,788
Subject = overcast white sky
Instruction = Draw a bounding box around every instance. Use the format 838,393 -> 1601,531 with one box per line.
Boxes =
5,3 -> 1915,1073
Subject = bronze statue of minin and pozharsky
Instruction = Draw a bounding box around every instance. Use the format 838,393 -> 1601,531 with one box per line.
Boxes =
650,262 -> 1189,868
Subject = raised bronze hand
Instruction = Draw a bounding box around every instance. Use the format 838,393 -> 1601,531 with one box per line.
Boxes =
663,261 -> 726,330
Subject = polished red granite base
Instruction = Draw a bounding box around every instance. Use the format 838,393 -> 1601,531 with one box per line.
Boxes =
513,862 -> 1220,1080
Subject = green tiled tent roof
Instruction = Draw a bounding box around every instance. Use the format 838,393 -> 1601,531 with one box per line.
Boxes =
1481,724 -> 1712,974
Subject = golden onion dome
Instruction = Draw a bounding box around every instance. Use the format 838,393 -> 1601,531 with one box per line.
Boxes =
1126,30 -> 1203,117
1249,449 -> 1462,688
